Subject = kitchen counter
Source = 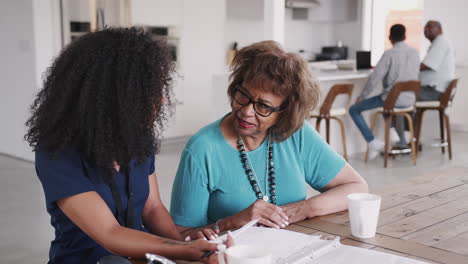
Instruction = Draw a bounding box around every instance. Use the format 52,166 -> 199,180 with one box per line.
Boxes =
213,68 -> 372,84
313,69 -> 372,81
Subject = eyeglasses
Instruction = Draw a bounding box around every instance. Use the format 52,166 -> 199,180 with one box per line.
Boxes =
233,88 -> 282,117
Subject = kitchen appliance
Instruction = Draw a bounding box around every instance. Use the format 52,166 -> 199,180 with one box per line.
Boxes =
315,46 -> 348,61
69,22 -> 91,42
285,0 -> 320,8
356,51 -> 371,69
145,26 -> 179,63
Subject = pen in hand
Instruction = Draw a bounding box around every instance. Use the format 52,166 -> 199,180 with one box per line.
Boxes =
201,231 -> 234,259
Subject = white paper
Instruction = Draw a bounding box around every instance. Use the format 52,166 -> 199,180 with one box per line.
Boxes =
231,226 -> 428,264
313,245 -> 428,264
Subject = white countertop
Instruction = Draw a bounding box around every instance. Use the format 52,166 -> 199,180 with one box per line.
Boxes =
214,67 -> 372,82
307,60 -> 372,81
313,69 -> 372,81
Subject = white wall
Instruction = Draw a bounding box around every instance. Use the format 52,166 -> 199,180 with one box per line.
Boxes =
423,0 -> 468,131
332,0 -> 363,59
66,0 -> 91,22
224,20 -> 264,53
178,0 -> 225,133
222,0 -> 265,59
33,0 -> 60,89
0,0 -> 37,160
224,7 -> 359,59
131,0 -> 183,26
131,0 -> 226,137
0,0 -> 60,161
284,9 -> 335,55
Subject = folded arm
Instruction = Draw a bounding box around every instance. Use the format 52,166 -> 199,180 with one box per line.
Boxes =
280,163 -> 368,223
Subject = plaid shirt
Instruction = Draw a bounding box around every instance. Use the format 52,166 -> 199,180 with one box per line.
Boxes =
359,41 -> 420,106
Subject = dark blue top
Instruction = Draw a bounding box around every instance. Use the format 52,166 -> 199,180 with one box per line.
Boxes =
35,149 -> 155,264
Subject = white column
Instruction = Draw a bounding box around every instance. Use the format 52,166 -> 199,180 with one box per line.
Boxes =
33,0 -> 61,89
263,0 -> 285,45
360,0 -> 373,51
370,0 -> 390,66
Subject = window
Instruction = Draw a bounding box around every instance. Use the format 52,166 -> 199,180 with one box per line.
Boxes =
362,0 -> 424,66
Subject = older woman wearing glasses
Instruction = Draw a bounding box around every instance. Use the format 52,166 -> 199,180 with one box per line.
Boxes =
170,41 -> 368,240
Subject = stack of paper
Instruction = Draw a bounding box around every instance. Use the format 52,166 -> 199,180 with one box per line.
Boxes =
230,226 -> 428,264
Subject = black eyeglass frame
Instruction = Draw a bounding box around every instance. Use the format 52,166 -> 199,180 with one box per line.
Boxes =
233,87 -> 283,117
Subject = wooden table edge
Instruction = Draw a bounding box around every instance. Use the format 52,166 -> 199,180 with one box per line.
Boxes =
294,219 -> 468,264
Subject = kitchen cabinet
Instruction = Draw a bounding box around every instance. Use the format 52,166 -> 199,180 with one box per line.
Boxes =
291,0 -> 358,22
226,0 -> 264,20
130,0 -> 182,26
61,0 -> 130,46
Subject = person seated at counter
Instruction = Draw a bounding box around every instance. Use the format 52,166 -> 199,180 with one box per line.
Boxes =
418,20 -> 455,101
349,24 -> 420,158
170,40 -> 368,240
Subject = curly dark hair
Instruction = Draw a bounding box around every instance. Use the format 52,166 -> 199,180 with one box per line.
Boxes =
25,27 -> 174,171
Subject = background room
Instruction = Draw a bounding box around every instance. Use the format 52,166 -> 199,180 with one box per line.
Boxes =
0,0 -> 467,263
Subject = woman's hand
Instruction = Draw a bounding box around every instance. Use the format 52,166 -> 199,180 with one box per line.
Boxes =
184,228 -> 219,241
225,199 -> 289,229
183,239 -> 218,262
195,232 -> 235,264
279,200 -> 310,224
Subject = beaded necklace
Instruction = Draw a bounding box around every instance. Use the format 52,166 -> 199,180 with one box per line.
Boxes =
237,134 -> 277,205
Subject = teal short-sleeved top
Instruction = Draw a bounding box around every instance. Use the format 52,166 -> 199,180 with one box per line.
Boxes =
170,115 -> 345,227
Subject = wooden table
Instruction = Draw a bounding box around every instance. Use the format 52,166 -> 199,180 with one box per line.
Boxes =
134,167 -> 468,264
285,167 -> 468,264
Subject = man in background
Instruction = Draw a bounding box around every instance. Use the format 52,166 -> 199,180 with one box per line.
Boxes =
349,24 -> 420,159
419,20 -> 455,101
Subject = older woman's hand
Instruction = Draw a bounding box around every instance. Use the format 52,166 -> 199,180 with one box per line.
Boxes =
279,200 -> 310,224
225,199 -> 289,229
184,228 -> 219,241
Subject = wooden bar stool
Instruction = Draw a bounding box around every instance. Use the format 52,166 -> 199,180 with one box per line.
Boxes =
365,81 -> 420,168
414,79 -> 458,160
310,84 -> 353,161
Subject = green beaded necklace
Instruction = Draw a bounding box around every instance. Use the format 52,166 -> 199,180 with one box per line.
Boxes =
237,134 -> 277,205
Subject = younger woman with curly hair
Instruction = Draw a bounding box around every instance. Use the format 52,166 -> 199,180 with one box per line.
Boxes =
25,28 -> 222,264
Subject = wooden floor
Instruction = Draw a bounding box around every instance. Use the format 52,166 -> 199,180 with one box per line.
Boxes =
287,167 -> 468,264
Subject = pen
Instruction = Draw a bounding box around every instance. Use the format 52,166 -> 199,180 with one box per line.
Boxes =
201,243 -> 226,259
201,250 -> 215,259
229,218 -> 259,239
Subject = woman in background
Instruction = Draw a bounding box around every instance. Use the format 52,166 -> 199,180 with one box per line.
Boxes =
25,28 -> 221,264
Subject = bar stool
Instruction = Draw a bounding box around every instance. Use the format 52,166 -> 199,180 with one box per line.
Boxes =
310,84 -> 353,161
414,79 -> 458,160
365,81 -> 420,168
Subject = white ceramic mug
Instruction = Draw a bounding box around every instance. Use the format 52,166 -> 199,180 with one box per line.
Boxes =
218,245 -> 272,264
347,193 -> 382,238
